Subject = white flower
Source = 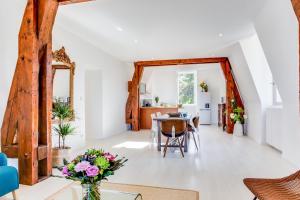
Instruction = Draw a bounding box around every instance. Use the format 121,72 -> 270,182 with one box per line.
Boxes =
243,114 -> 248,119
230,113 -> 235,119
231,99 -> 235,102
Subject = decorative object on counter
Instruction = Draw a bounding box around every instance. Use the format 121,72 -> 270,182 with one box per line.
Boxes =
61,149 -> 127,200
154,96 -> 160,105
230,99 -> 246,136
199,81 -> 208,92
142,99 -> 152,107
181,112 -> 188,118
52,100 -> 75,167
178,104 -> 183,108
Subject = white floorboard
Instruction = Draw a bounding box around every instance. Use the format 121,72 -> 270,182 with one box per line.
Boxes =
2,125 -> 296,200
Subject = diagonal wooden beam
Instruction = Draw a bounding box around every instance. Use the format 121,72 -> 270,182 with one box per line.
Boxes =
58,0 -> 94,5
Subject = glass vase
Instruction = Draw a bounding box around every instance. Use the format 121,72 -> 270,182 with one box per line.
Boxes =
82,182 -> 101,200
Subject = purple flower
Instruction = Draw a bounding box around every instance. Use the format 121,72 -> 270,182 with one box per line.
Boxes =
86,166 -> 99,177
104,153 -> 116,161
74,161 -> 91,172
62,166 -> 70,176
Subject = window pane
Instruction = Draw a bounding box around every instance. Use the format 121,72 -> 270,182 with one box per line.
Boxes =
178,73 -> 195,105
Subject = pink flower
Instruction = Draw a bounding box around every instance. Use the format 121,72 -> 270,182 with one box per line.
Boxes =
62,166 -> 70,176
104,153 -> 116,161
86,166 -> 99,177
74,161 -> 91,172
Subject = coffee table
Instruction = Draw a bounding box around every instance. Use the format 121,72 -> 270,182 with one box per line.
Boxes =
46,183 -> 142,200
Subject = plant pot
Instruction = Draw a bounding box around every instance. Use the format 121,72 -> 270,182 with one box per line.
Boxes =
233,121 -> 243,137
52,147 -> 71,167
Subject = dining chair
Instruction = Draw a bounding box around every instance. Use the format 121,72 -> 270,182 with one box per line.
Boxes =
161,119 -> 187,158
188,116 -> 200,151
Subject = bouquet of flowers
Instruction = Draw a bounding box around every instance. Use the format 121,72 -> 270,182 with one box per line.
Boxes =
61,149 -> 127,200
230,98 -> 246,124
199,81 -> 208,92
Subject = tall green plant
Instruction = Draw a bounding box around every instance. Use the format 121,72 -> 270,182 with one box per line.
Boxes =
54,123 -> 75,149
52,101 -> 75,149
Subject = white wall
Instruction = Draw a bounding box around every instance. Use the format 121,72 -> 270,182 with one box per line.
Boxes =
0,1 -> 129,149
240,34 -> 273,108
143,67 -> 178,105
53,23 -> 129,140
85,69 -> 103,139
0,0 -> 26,130
254,0 -> 300,166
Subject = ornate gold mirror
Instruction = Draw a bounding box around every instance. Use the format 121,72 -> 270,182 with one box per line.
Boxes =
52,47 -> 75,120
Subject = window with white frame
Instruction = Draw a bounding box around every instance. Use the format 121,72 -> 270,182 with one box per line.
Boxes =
272,82 -> 282,105
178,71 -> 197,105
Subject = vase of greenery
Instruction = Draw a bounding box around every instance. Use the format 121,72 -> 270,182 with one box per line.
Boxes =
52,100 -> 75,167
61,149 -> 127,200
154,96 -> 159,106
230,99 -> 245,137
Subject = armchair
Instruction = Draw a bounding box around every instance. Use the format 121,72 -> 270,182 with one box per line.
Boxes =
0,153 -> 19,199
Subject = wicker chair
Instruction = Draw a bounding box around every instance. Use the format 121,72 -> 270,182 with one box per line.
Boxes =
244,170 -> 300,200
161,119 -> 187,158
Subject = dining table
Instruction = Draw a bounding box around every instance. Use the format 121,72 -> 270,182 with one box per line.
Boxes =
153,114 -> 191,152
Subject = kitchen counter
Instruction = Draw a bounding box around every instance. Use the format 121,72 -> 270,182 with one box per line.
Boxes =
140,107 -> 179,129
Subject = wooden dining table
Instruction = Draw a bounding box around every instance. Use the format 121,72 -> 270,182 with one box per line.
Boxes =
153,115 -> 191,152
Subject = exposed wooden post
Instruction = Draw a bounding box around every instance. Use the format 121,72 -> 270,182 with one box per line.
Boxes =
220,59 -> 244,133
125,57 -> 244,134
126,63 -> 143,131
1,0 -> 93,185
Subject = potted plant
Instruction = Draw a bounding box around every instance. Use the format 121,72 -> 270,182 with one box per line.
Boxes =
199,81 -> 208,92
61,149 -> 127,200
52,100 -> 75,167
154,96 -> 159,105
230,99 -> 246,136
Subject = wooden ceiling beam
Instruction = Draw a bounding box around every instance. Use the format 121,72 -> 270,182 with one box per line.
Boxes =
135,57 -> 228,67
58,0 -> 94,5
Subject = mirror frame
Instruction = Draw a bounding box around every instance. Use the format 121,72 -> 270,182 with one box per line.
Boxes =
52,47 -> 75,119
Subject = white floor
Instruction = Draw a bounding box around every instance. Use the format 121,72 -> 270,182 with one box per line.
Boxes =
3,125 -> 297,200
